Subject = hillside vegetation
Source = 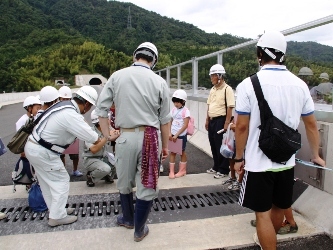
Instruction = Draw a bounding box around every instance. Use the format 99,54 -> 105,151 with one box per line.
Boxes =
0,0 -> 332,92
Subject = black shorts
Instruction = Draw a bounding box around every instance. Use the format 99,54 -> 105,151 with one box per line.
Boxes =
238,167 -> 294,212
60,154 -> 79,160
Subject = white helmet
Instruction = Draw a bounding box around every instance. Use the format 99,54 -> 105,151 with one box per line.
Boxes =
172,89 -> 187,101
257,30 -> 287,60
319,72 -> 329,81
75,86 -> 98,106
39,86 -> 59,103
59,86 -> 72,98
133,42 -> 158,69
298,67 -> 313,76
209,64 -> 226,76
23,96 -> 41,108
90,109 -> 99,124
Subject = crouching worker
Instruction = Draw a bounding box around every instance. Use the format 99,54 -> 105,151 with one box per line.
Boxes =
83,110 -> 117,187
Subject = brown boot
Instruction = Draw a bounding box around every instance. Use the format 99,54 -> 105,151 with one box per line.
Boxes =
169,162 -> 175,179
175,162 -> 187,178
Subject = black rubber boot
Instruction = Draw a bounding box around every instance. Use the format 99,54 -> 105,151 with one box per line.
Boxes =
134,198 -> 153,242
117,193 -> 134,229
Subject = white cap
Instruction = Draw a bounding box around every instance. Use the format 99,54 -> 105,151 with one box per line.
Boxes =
209,64 -> 226,75
76,86 -> 98,106
23,96 -> 41,108
59,86 -> 72,98
40,86 -> 59,103
133,42 -> 158,69
257,30 -> 287,60
319,72 -> 329,81
172,89 -> 187,101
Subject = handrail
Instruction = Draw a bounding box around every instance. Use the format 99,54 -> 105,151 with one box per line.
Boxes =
155,15 -> 333,73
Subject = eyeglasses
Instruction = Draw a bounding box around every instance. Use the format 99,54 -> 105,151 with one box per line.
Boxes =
210,74 -> 218,78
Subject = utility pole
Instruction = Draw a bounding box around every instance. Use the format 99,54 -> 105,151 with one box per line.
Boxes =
127,6 -> 132,29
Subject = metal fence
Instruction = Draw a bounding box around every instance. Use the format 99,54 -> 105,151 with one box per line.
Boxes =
155,15 -> 333,95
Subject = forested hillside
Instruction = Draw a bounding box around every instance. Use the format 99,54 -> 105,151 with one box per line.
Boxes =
0,0 -> 332,92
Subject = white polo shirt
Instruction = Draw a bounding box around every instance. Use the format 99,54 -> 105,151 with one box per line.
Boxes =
235,64 -> 314,172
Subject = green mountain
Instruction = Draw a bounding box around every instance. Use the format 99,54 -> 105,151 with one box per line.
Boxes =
0,0 -> 332,92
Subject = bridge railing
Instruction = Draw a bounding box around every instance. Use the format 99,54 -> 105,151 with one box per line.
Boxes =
155,15 -> 333,96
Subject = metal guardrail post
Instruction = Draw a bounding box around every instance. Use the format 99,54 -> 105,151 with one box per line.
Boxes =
192,58 -> 198,95
217,53 -> 223,65
177,66 -> 181,89
166,67 -> 170,88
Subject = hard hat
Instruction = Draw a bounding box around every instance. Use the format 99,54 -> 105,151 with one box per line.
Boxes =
133,42 -> 158,69
319,72 -> 329,81
257,30 -> 287,55
298,67 -> 313,76
59,86 -> 72,98
172,89 -> 187,101
90,109 -> 99,124
39,86 -> 59,103
76,86 -> 98,106
209,64 -> 226,75
23,96 -> 41,108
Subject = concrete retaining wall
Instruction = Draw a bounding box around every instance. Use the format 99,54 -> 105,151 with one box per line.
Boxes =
0,89 -> 80,107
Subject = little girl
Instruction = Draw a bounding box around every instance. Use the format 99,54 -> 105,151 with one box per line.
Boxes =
169,89 -> 190,179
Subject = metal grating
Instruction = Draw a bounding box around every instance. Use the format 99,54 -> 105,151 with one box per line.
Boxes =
0,185 -> 252,236
0,190 -> 240,223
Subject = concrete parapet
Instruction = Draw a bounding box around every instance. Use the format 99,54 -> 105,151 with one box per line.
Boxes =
0,89 -> 80,108
293,185 -> 333,236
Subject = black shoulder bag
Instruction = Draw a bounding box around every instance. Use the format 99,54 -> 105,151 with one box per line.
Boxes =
250,74 -> 301,164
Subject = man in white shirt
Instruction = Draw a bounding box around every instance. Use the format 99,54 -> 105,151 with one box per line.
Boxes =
25,86 -> 119,227
234,31 -> 325,249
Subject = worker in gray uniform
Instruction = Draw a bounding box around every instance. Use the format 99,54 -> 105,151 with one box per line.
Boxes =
83,109 -> 116,187
95,42 -> 171,242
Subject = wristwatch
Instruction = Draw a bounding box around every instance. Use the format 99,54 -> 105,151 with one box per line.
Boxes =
234,158 -> 244,162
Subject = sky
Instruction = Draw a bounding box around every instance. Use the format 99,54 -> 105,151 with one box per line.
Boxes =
117,0 -> 333,47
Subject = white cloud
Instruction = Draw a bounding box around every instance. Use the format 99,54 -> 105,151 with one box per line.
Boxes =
118,0 -> 333,46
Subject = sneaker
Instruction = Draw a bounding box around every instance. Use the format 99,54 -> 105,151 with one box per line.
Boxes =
222,177 -> 236,185
48,215 -> 77,227
213,172 -> 228,179
278,220 -> 298,234
206,168 -> 216,174
228,181 -> 240,190
72,170 -> 83,177
86,172 -> 95,187
160,164 -> 164,173
101,175 -> 114,184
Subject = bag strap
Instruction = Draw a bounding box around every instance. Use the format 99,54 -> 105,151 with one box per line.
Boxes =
224,86 -> 228,117
250,74 -> 274,122
181,107 -> 189,119
172,107 -> 183,119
